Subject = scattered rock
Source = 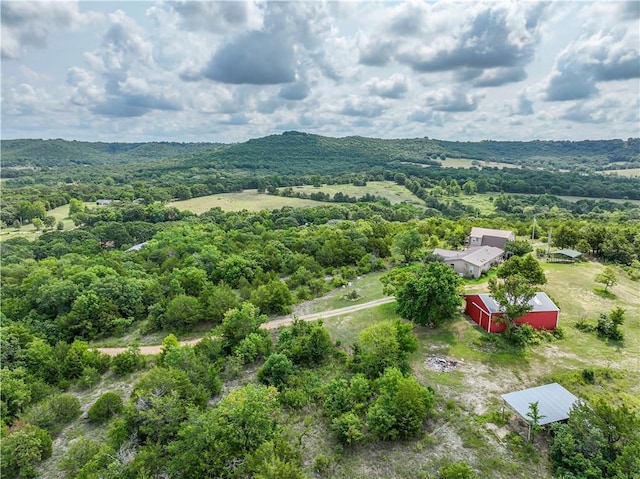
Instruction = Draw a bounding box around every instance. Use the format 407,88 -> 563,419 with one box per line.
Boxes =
425,355 -> 458,372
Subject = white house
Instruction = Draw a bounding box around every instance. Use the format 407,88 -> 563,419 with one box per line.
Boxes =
468,227 -> 515,249
433,245 -> 505,278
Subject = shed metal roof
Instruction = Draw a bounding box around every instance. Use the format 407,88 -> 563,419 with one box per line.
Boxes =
552,249 -> 582,259
501,383 -> 578,425
477,292 -> 559,314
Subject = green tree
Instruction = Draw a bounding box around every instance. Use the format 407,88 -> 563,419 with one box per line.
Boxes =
0,425 -> 52,479
163,294 -> 203,331
549,400 -> 640,479
553,223 -> 580,249
462,180 -> 477,195
221,302 -> 266,351
504,239 -> 533,257
395,262 -> 463,327
366,368 -> 434,440
393,229 -> 424,262
111,345 -> 145,375
250,280 -> 293,315
199,282 -> 240,324
21,393 -> 81,437
497,254 -> 546,286
595,266 -> 617,292
43,216 -> 56,229
354,320 -> 417,378
168,384 -> 279,478
489,274 -> 536,330
258,353 -> 294,388
332,412 -> 365,446
526,401 -> 546,441
69,198 -> 85,216
88,392 -> 123,423
31,218 -> 44,231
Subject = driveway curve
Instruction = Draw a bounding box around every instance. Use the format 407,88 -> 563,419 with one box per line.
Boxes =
96,296 -> 396,356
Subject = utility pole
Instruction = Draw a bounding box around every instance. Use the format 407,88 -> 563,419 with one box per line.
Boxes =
547,228 -> 552,259
531,215 -> 536,240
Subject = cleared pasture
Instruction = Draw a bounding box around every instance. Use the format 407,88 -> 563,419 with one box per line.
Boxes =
602,168 -> 640,177
170,181 -> 424,214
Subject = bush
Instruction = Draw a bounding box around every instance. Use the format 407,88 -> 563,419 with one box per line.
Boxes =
88,392 -> 123,423
258,353 -> 294,388
332,412 -> 365,446
581,369 -> 595,384
58,439 -> 102,477
111,346 -> 145,375
22,393 -> 81,436
0,424 -> 52,479
77,366 -> 101,390
439,460 -> 477,479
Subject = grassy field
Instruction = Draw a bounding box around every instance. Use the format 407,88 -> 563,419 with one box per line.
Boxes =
0,201 -> 94,242
170,181 -> 423,214
170,191 -> 326,214
440,157 -> 520,169
290,181 -> 423,205
602,168 -> 640,177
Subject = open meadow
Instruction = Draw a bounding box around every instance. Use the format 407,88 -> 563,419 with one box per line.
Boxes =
170,181 -> 424,214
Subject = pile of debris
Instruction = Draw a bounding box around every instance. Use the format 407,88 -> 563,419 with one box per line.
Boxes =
425,355 -> 458,372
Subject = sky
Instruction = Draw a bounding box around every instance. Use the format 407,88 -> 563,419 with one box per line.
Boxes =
1,0 -> 639,143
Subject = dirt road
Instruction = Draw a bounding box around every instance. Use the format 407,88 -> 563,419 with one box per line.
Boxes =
96,296 -> 396,356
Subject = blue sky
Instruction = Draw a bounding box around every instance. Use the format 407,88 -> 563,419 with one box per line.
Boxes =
1,1 -> 639,143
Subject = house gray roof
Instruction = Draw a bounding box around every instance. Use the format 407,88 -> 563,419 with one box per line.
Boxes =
433,246 -> 504,267
476,292 -> 559,314
470,227 -> 514,239
501,383 -> 579,425
462,246 -> 505,267
433,246 -> 481,259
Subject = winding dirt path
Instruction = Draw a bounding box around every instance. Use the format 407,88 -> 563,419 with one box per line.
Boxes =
96,296 -> 396,356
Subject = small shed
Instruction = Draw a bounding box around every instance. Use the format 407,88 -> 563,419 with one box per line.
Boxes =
550,249 -> 582,263
464,292 -> 559,333
501,383 -> 579,439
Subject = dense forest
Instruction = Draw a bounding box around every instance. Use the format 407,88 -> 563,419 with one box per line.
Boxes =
1,133 -> 639,478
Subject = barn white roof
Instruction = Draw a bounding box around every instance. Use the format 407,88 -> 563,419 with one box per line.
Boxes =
501,383 -> 579,425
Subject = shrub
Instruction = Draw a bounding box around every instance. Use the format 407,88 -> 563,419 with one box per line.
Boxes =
88,392 -> 123,423
0,424 -> 52,479
58,439 -> 102,477
111,346 -> 145,375
22,393 -> 81,436
332,412 -> 365,446
582,369 -> 595,384
439,460 -> 477,479
258,353 -> 294,388
77,366 -> 101,390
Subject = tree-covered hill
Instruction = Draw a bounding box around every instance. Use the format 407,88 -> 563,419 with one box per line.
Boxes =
1,139 -> 222,167
185,131 -> 640,173
3,133 -> 638,171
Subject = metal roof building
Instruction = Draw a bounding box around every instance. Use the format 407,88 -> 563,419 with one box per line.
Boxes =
501,383 -> 579,426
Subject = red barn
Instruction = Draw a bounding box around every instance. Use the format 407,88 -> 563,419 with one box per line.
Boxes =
464,292 -> 559,333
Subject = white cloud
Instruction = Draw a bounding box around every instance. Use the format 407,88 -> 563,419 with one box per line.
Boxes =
1,1 -> 639,142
